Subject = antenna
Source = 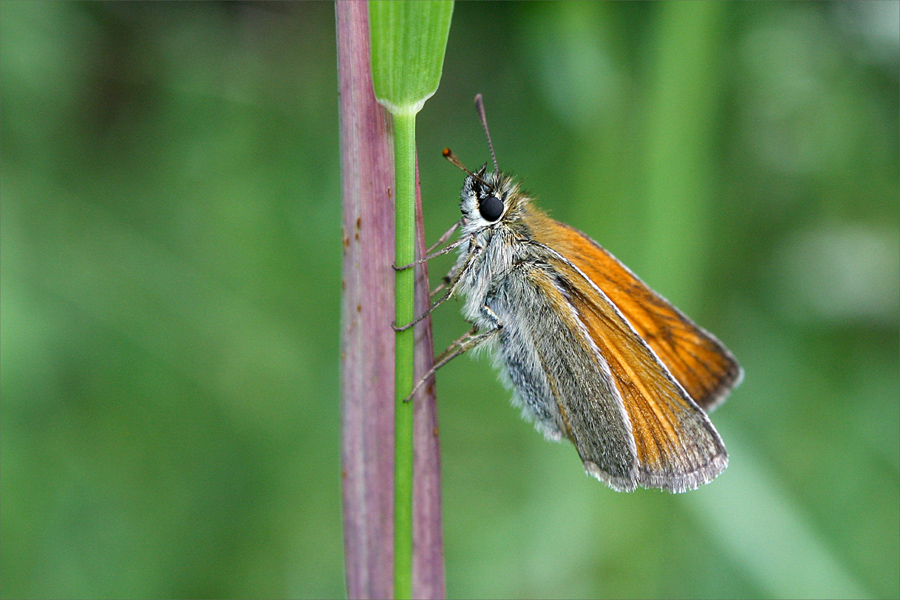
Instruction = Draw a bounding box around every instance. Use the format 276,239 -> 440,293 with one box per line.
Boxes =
474,94 -> 499,174
442,148 -> 495,192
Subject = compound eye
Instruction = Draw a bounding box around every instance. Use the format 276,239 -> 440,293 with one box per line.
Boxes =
478,194 -> 504,222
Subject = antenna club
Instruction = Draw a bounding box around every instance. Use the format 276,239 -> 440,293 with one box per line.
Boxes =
442,147 -> 495,192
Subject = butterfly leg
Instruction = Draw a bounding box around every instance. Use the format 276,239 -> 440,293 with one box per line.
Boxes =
403,317 -> 502,402
426,220 -> 460,253
392,243 -> 484,332
428,256 -> 465,299
393,224 -> 467,271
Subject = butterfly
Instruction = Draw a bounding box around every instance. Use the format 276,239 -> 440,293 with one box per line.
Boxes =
400,95 -> 742,492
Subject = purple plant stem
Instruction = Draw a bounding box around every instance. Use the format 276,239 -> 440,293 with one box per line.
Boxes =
337,1 -> 395,597
336,2 -> 444,598
412,161 -> 445,599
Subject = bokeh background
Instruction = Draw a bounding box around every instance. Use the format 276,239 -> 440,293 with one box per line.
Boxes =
2,2 -> 897,598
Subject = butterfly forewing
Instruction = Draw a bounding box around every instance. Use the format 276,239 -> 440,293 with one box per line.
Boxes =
547,256 -> 728,491
535,220 -> 743,411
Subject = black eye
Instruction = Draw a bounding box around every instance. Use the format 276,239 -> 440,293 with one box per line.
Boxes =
478,194 -> 504,221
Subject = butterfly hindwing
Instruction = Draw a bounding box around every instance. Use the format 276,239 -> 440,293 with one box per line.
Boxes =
488,262 -> 640,490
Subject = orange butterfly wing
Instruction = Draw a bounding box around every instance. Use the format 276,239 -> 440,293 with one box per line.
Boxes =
535,219 -> 742,411
534,254 -> 728,491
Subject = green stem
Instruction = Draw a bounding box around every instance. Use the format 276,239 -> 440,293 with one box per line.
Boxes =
392,110 -> 416,600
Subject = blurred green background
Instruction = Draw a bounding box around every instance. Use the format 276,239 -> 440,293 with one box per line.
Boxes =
2,2 -> 897,598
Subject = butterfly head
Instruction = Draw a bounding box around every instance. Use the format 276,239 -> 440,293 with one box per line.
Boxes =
443,147 -> 524,234
460,165 -> 507,225
459,166 -> 530,237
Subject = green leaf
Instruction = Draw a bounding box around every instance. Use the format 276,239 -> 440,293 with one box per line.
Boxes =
369,0 -> 454,115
